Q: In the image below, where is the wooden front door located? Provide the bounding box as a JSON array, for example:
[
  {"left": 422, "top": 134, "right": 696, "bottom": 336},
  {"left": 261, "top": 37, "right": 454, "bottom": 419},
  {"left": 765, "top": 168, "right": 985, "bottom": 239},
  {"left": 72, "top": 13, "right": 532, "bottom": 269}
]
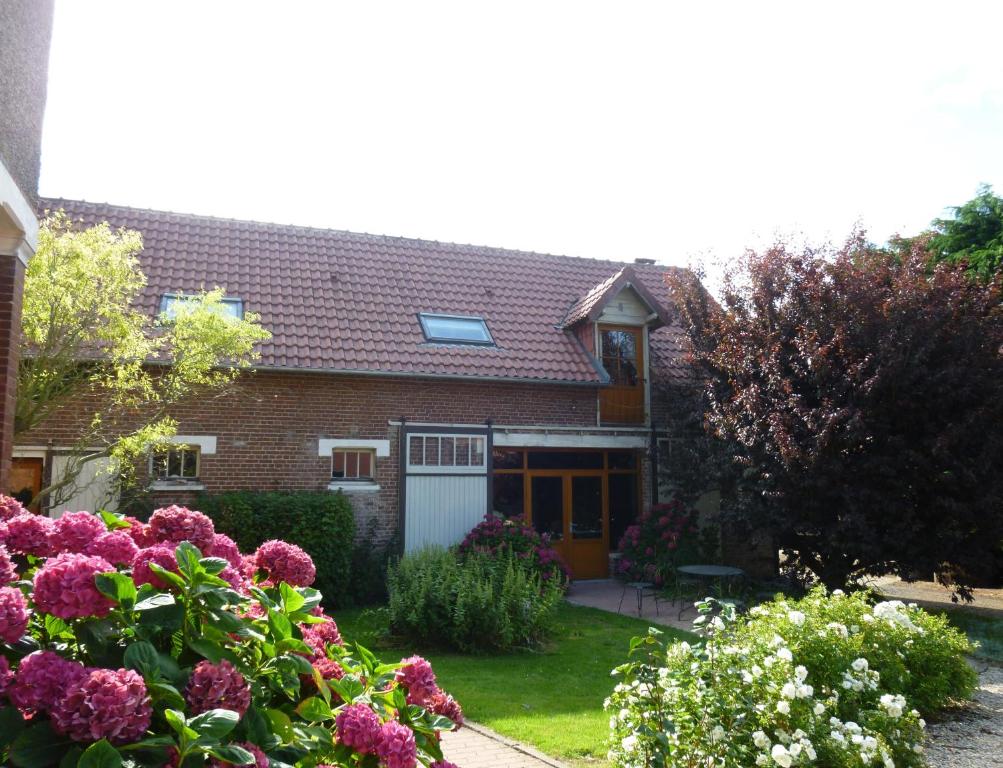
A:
[
  {"left": 599, "top": 325, "right": 645, "bottom": 424},
  {"left": 528, "top": 471, "right": 609, "bottom": 579},
  {"left": 10, "top": 457, "right": 43, "bottom": 513}
]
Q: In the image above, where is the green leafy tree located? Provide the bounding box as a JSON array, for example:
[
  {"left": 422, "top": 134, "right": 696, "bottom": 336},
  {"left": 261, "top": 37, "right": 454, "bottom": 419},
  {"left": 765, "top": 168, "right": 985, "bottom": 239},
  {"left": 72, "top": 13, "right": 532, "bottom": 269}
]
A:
[
  {"left": 666, "top": 232, "right": 1003, "bottom": 598},
  {"left": 927, "top": 183, "right": 1003, "bottom": 279},
  {"left": 17, "top": 212, "right": 271, "bottom": 506}
]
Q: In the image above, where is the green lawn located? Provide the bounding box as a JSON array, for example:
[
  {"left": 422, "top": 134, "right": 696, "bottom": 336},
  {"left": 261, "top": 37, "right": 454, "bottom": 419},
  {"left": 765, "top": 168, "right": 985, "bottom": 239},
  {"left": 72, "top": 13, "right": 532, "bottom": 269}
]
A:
[
  {"left": 941, "top": 608, "right": 1003, "bottom": 663},
  {"left": 335, "top": 601, "right": 693, "bottom": 765}
]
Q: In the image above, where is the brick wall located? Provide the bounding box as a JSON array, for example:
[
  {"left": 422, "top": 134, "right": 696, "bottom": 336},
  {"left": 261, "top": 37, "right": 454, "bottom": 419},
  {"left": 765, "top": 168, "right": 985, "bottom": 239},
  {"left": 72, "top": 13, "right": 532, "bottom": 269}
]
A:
[
  {"left": 0, "top": 256, "right": 25, "bottom": 489},
  {"left": 18, "top": 369, "right": 616, "bottom": 542}
]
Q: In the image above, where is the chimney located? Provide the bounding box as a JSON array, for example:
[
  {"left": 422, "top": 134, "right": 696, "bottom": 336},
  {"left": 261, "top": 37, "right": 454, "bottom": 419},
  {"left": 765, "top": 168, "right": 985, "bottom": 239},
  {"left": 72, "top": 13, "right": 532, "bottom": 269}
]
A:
[{"left": 634, "top": 258, "right": 656, "bottom": 265}]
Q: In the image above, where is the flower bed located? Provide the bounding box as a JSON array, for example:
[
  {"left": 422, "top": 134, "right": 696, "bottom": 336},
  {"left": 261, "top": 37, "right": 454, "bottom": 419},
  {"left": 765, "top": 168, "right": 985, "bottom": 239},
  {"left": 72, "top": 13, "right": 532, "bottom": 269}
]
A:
[
  {"left": 0, "top": 496, "right": 462, "bottom": 768},
  {"left": 606, "top": 587, "right": 976, "bottom": 767},
  {"left": 456, "top": 514, "right": 570, "bottom": 586}
]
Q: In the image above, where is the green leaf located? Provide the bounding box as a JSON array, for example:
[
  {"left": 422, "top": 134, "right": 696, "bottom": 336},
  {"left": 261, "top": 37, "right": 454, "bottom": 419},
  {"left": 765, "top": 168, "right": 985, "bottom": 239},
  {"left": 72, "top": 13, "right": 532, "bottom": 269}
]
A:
[
  {"left": 207, "top": 745, "right": 256, "bottom": 766},
  {"left": 9, "top": 721, "right": 76, "bottom": 768},
  {"left": 43, "top": 615, "right": 73, "bottom": 639},
  {"left": 267, "top": 608, "right": 292, "bottom": 641},
  {"left": 187, "top": 638, "right": 240, "bottom": 665},
  {"left": 199, "top": 556, "right": 230, "bottom": 575},
  {"left": 147, "top": 563, "right": 186, "bottom": 590},
  {"left": 147, "top": 681, "right": 186, "bottom": 710},
  {"left": 188, "top": 708, "right": 240, "bottom": 740},
  {"left": 295, "top": 696, "right": 333, "bottom": 722},
  {"left": 77, "top": 740, "right": 122, "bottom": 768},
  {"left": 279, "top": 582, "right": 305, "bottom": 614},
  {"left": 265, "top": 708, "right": 294, "bottom": 741},
  {"left": 208, "top": 609, "right": 246, "bottom": 633},
  {"left": 123, "top": 641, "right": 161, "bottom": 675},
  {"left": 98, "top": 509, "right": 131, "bottom": 530},
  {"left": 95, "top": 572, "right": 138, "bottom": 606},
  {"left": 174, "top": 541, "right": 203, "bottom": 578},
  {"left": 118, "top": 735, "right": 178, "bottom": 751},
  {"left": 164, "top": 709, "right": 198, "bottom": 741},
  {"left": 0, "top": 706, "right": 26, "bottom": 749},
  {"left": 57, "top": 747, "right": 83, "bottom": 768},
  {"left": 275, "top": 637, "right": 313, "bottom": 656}
]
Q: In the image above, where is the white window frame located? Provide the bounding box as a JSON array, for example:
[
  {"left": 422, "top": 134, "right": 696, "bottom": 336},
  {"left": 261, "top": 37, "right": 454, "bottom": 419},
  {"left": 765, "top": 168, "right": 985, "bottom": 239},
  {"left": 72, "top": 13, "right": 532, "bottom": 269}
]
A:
[
  {"left": 149, "top": 446, "right": 201, "bottom": 482},
  {"left": 320, "top": 439, "right": 386, "bottom": 493},
  {"left": 330, "top": 448, "right": 377, "bottom": 482},
  {"left": 406, "top": 433, "right": 487, "bottom": 474}
]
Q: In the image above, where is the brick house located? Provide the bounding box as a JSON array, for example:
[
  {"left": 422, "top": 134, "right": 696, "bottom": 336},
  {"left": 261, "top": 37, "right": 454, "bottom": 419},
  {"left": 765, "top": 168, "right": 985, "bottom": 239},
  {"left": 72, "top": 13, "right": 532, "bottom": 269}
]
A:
[{"left": 18, "top": 198, "right": 699, "bottom": 579}]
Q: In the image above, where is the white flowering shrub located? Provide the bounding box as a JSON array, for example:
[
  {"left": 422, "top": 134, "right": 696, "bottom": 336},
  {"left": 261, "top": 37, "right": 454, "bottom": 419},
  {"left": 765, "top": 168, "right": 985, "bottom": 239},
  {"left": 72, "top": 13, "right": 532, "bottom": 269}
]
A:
[{"left": 606, "top": 588, "right": 976, "bottom": 768}]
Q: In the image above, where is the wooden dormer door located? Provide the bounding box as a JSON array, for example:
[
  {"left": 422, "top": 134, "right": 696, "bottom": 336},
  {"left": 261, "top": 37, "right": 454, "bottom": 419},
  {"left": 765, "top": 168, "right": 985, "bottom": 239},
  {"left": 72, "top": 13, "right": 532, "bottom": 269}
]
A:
[{"left": 599, "top": 325, "right": 645, "bottom": 424}]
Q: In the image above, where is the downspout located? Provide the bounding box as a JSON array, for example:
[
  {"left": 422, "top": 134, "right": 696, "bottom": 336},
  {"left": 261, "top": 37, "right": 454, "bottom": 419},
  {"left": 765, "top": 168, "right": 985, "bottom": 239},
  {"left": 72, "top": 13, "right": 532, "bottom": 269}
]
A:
[
  {"left": 485, "top": 418, "right": 494, "bottom": 517},
  {"left": 396, "top": 416, "right": 407, "bottom": 556},
  {"left": 649, "top": 424, "right": 660, "bottom": 505}
]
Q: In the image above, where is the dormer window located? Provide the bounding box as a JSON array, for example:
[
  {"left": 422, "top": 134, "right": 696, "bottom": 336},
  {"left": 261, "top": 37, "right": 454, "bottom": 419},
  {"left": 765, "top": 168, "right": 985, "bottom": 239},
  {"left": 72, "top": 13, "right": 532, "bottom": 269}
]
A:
[
  {"left": 160, "top": 293, "right": 244, "bottom": 321},
  {"left": 418, "top": 313, "right": 494, "bottom": 345}
]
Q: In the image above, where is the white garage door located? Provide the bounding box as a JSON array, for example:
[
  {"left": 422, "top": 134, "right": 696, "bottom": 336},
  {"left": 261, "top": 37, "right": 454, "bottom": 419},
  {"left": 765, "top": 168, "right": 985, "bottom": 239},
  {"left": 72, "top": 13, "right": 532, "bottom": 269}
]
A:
[
  {"left": 403, "top": 431, "right": 488, "bottom": 553},
  {"left": 48, "top": 454, "right": 119, "bottom": 517}
]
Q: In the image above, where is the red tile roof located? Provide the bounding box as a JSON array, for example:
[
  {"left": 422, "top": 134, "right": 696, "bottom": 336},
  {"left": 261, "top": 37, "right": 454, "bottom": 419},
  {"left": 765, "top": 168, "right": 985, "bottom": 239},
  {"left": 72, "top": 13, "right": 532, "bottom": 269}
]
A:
[{"left": 41, "top": 198, "right": 694, "bottom": 385}]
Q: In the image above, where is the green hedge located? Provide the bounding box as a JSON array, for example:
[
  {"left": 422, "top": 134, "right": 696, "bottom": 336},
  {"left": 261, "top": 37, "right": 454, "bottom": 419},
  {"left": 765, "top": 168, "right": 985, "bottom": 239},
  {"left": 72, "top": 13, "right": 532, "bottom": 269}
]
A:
[{"left": 196, "top": 490, "right": 355, "bottom": 607}]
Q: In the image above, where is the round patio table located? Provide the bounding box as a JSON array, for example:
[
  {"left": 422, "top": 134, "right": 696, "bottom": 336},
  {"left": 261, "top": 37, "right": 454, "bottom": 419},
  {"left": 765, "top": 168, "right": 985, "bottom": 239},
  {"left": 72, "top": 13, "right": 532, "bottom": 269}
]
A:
[{"left": 674, "top": 564, "right": 746, "bottom": 618}]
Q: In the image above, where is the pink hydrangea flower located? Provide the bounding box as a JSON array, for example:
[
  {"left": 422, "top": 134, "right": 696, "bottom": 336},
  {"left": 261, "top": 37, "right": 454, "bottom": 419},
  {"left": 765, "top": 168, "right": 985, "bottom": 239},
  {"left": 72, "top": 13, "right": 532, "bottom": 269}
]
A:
[
  {"left": 148, "top": 505, "right": 215, "bottom": 553},
  {"left": 10, "top": 651, "right": 89, "bottom": 714},
  {"left": 313, "top": 657, "right": 345, "bottom": 682},
  {"left": 0, "top": 494, "right": 26, "bottom": 521},
  {"left": 395, "top": 656, "right": 437, "bottom": 704},
  {"left": 4, "top": 513, "right": 55, "bottom": 557},
  {"left": 0, "top": 656, "right": 12, "bottom": 698},
  {"left": 254, "top": 540, "right": 316, "bottom": 587},
  {"left": 374, "top": 720, "right": 418, "bottom": 768},
  {"left": 0, "top": 544, "right": 17, "bottom": 584},
  {"left": 132, "top": 545, "right": 179, "bottom": 589},
  {"left": 33, "top": 553, "right": 115, "bottom": 619},
  {"left": 122, "top": 516, "right": 156, "bottom": 548},
  {"left": 219, "top": 565, "right": 249, "bottom": 593},
  {"left": 302, "top": 615, "right": 343, "bottom": 655},
  {"left": 0, "top": 585, "right": 29, "bottom": 643},
  {"left": 427, "top": 689, "right": 464, "bottom": 728},
  {"left": 210, "top": 533, "right": 243, "bottom": 568},
  {"left": 209, "top": 743, "right": 267, "bottom": 768},
  {"left": 52, "top": 667, "right": 152, "bottom": 744},
  {"left": 85, "top": 530, "right": 140, "bottom": 566},
  {"left": 184, "top": 660, "right": 251, "bottom": 716},
  {"left": 335, "top": 703, "right": 382, "bottom": 753},
  {"left": 50, "top": 511, "right": 106, "bottom": 554}
]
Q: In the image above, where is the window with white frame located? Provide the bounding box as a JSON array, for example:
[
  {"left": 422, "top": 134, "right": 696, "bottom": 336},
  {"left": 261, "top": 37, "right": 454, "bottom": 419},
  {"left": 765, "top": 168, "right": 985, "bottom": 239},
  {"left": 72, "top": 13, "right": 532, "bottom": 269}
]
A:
[
  {"left": 331, "top": 449, "right": 376, "bottom": 481},
  {"left": 151, "top": 447, "right": 200, "bottom": 481},
  {"left": 407, "top": 434, "right": 486, "bottom": 472}
]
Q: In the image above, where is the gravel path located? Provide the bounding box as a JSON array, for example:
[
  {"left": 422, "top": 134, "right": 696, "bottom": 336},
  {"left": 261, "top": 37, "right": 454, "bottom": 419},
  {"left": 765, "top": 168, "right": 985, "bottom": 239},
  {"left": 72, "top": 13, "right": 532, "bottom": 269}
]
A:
[{"left": 925, "top": 663, "right": 1003, "bottom": 767}]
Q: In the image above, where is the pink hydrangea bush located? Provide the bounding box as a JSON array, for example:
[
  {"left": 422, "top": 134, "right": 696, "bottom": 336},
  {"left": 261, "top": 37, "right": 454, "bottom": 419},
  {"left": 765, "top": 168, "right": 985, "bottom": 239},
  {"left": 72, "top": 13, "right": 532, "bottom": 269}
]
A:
[
  {"left": 616, "top": 499, "right": 701, "bottom": 584},
  {"left": 0, "top": 506, "right": 462, "bottom": 768},
  {"left": 457, "top": 513, "right": 571, "bottom": 585}
]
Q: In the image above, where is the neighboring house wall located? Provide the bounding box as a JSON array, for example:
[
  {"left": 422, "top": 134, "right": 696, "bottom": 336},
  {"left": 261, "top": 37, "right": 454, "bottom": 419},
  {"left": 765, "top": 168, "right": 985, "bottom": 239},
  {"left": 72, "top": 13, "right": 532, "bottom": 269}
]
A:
[
  {"left": 0, "top": 0, "right": 55, "bottom": 489},
  {"left": 0, "top": 0, "right": 55, "bottom": 206}
]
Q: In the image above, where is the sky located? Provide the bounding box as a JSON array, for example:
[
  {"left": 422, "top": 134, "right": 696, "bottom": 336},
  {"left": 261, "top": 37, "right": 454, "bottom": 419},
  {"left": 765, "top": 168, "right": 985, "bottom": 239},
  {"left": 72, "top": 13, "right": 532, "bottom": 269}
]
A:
[{"left": 39, "top": 1, "right": 1003, "bottom": 278}]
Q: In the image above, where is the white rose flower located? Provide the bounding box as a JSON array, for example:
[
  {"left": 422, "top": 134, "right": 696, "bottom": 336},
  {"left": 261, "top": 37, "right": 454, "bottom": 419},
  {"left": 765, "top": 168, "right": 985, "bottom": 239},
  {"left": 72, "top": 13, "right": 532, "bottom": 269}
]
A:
[
  {"left": 788, "top": 610, "right": 806, "bottom": 626},
  {"left": 794, "top": 665, "right": 808, "bottom": 682},
  {"left": 777, "top": 700, "right": 791, "bottom": 715},
  {"left": 753, "top": 730, "right": 771, "bottom": 749},
  {"left": 851, "top": 658, "right": 869, "bottom": 672},
  {"left": 771, "top": 744, "right": 793, "bottom": 768},
  {"left": 777, "top": 648, "right": 793, "bottom": 662},
  {"left": 813, "top": 702, "right": 825, "bottom": 715},
  {"left": 711, "top": 725, "right": 726, "bottom": 742},
  {"left": 781, "top": 682, "right": 797, "bottom": 700}
]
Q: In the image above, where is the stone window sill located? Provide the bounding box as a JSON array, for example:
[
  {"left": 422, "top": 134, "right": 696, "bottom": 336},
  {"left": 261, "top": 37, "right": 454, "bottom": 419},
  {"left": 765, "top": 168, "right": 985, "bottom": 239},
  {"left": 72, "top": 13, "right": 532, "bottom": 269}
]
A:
[
  {"left": 149, "top": 481, "right": 206, "bottom": 492},
  {"left": 327, "top": 482, "right": 381, "bottom": 494}
]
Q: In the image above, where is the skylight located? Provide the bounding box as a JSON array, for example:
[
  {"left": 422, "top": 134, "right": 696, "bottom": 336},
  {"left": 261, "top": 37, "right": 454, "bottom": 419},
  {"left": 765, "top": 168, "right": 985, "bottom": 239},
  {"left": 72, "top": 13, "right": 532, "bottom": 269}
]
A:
[
  {"left": 160, "top": 293, "right": 244, "bottom": 321},
  {"left": 418, "top": 313, "right": 494, "bottom": 345}
]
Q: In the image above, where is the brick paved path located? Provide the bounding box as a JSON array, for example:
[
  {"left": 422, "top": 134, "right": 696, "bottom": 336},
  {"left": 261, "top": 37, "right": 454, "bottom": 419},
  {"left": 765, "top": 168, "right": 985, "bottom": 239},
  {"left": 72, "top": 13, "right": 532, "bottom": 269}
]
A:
[{"left": 441, "top": 723, "right": 568, "bottom": 768}]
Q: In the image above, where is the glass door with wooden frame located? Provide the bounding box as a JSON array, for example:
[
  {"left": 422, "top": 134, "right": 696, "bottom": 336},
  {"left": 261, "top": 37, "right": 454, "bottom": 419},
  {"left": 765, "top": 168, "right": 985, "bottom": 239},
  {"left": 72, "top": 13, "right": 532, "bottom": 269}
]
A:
[{"left": 599, "top": 324, "right": 645, "bottom": 424}]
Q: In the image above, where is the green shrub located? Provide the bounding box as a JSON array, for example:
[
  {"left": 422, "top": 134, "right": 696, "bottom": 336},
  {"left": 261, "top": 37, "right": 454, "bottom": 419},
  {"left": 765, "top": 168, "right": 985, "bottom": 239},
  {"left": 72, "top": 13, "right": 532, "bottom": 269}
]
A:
[
  {"left": 387, "top": 547, "right": 564, "bottom": 652},
  {"left": 607, "top": 587, "right": 976, "bottom": 768},
  {"left": 197, "top": 490, "right": 354, "bottom": 607}
]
